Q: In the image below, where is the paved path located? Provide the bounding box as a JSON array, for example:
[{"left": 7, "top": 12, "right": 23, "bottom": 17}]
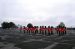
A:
[
  {"left": 44, "top": 42, "right": 58, "bottom": 49},
  {"left": 44, "top": 36, "right": 64, "bottom": 49}
]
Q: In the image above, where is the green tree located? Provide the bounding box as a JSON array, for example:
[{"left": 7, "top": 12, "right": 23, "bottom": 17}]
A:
[
  {"left": 1, "top": 22, "right": 9, "bottom": 29},
  {"left": 9, "top": 22, "right": 16, "bottom": 28},
  {"left": 27, "top": 23, "right": 33, "bottom": 28},
  {"left": 1, "top": 22, "right": 17, "bottom": 29}
]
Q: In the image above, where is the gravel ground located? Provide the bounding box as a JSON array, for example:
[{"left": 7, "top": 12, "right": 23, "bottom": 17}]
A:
[{"left": 0, "top": 29, "right": 75, "bottom": 49}]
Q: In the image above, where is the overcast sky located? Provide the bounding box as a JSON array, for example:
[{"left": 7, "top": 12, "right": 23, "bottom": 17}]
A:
[{"left": 0, "top": 0, "right": 75, "bottom": 27}]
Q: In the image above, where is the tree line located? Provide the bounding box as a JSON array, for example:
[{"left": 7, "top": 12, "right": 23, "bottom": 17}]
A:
[
  {"left": 1, "top": 22, "right": 17, "bottom": 29},
  {"left": 1, "top": 22, "right": 66, "bottom": 29}
]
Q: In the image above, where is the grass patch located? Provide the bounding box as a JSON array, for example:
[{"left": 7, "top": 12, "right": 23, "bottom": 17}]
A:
[{"left": 15, "top": 41, "right": 53, "bottom": 49}]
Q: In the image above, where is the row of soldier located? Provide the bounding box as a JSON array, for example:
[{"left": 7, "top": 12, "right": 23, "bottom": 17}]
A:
[{"left": 19, "top": 26, "right": 67, "bottom": 36}]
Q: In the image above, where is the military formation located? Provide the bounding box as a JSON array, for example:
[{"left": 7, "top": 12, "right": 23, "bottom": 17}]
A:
[{"left": 19, "top": 22, "right": 67, "bottom": 36}]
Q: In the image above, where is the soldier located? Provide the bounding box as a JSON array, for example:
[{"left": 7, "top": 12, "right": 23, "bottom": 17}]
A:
[
  {"left": 44, "top": 26, "right": 47, "bottom": 35},
  {"left": 51, "top": 26, "right": 54, "bottom": 35},
  {"left": 41, "top": 26, "right": 44, "bottom": 35},
  {"left": 39, "top": 26, "right": 42, "bottom": 34},
  {"left": 34, "top": 26, "right": 38, "bottom": 34},
  {"left": 23, "top": 26, "right": 26, "bottom": 34},
  {"left": 48, "top": 26, "right": 51, "bottom": 36},
  {"left": 36, "top": 26, "right": 39, "bottom": 34}
]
